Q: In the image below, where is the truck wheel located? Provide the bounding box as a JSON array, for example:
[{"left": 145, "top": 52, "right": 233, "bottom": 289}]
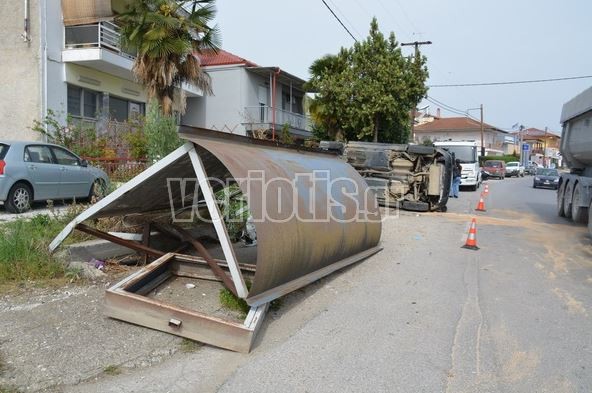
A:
[
  {"left": 563, "top": 182, "right": 573, "bottom": 219},
  {"left": 571, "top": 183, "right": 589, "bottom": 224},
  {"left": 557, "top": 183, "right": 565, "bottom": 217},
  {"left": 588, "top": 201, "right": 592, "bottom": 238}
]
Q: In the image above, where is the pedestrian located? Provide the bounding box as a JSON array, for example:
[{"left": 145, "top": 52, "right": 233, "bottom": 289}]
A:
[{"left": 451, "top": 158, "right": 462, "bottom": 198}]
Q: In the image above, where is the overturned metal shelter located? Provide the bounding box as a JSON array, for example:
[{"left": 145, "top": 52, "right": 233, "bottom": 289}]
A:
[{"left": 50, "top": 127, "right": 382, "bottom": 352}]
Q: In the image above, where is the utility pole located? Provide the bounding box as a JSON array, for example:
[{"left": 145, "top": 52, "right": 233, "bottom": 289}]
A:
[
  {"left": 543, "top": 126, "right": 548, "bottom": 168},
  {"left": 519, "top": 125, "right": 524, "bottom": 166},
  {"left": 401, "top": 41, "right": 432, "bottom": 143},
  {"left": 480, "top": 104, "right": 485, "bottom": 157}
]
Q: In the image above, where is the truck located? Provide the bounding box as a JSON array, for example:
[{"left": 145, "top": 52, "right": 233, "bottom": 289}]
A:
[
  {"left": 557, "top": 86, "right": 592, "bottom": 235},
  {"left": 433, "top": 141, "right": 482, "bottom": 191},
  {"left": 320, "top": 141, "right": 453, "bottom": 212}
]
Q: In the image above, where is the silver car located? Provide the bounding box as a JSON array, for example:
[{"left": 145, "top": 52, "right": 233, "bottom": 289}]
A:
[{"left": 0, "top": 141, "right": 109, "bottom": 213}]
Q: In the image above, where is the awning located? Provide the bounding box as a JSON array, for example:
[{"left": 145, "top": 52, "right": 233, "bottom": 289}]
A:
[{"left": 61, "top": 0, "right": 114, "bottom": 26}]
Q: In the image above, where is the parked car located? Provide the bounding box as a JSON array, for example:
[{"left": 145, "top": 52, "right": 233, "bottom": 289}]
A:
[
  {"left": 505, "top": 161, "right": 525, "bottom": 177},
  {"left": 0, "top": 141, "right": 109, "bottom": 213},
  {"left": 532, "top": 168, "right": 560, "bottom": 189},
  {"left": 482, "top": 160, "right": 506, "bottom": 179}
]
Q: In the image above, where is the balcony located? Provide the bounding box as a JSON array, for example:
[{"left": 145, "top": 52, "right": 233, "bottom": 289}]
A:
[
  {"left": 243, "top": 106, "right": 312, "bottom": 137},
  {"left": 63, "top": 21, "right": 135, "bottom": 80}
]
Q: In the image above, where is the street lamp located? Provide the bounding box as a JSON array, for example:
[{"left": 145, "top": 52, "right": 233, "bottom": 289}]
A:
[{"left": 467, "top": 105, "right": 485, "bottom": 157}]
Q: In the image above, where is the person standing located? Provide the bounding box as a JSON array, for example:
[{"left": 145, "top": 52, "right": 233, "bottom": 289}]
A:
[{"left": 451, "top": 159, "right": 462, "bottom": 198}]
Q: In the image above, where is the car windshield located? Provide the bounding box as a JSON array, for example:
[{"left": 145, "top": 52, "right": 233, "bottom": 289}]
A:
[
  {"left": 440, "top": 146, "right": 477, "bottom": 163},
  {"left": 484, "top": 161, "right": 503, "bottom": 168},
  {"left": 536, "top": 168, "right": 558, "bottom": 176},
  {"left": 0, "top": 143, "right": 8, "bottom": 160},
  {"left": 507, "top": 162, "right": 518, "bottom": 167}
]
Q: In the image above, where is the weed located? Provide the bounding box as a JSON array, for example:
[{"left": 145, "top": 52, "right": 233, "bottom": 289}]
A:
[
  {"left": 0, "top": 386, "right": 22, "bottom": 393},
  {"left": 103, "top": 365, "right": 121, "bottom": 376},
  {"left": 179, "top": 338, "right": 203, "bottom": 353},
  {"left": 219, "top": 288, "right": 250, "bottom": 317}
]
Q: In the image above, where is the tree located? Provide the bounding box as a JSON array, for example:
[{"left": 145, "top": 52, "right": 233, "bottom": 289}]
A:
[
  {"left": 306, "top": 18, "right": 428, "bottom": 143},
  {"left": 117, "top": 0, "right": 220, "bottom": 115}
]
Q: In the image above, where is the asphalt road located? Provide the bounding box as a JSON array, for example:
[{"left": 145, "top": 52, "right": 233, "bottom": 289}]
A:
[
  {"left": 0, "top": 175, "right": 587, "bottom": 392},
  {"left": 57, "top": 175, "right": 591, "bottom": 393}
]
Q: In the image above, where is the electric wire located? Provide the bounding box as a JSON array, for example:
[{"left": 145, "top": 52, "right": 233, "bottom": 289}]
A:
[
  {"left": 429, "top": 75, "right": 592, "bottom": 88},
  {"left": 320, "top": 0, "right": 358, "bottom": 42}
]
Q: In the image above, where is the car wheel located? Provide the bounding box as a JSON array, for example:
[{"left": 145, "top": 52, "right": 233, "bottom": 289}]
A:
[
  {"left": 533, "top": 184, "right": 537, "bottom": 188},
  {"left": 563, "top": 182, "right": 573, "bottom": 219},
  {"left": 6, "top": 182, "right": 33, "bottom": 214},
  {"left": 88, "top": 179, "right": 106, "bottom": 203},
  {"left": 557, "top": 182, "right": 565, "bottom": 217},
  {"left": 572, "top": 183, "right": 589, "bottom": 224}
]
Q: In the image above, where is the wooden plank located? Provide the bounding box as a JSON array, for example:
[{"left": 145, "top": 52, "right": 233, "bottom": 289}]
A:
[
  {"left": 141, "top": 223, "right": 152, "bottom": 265},
  {"left": 188, "top": 146, "right": 249, "bottom": 298}
]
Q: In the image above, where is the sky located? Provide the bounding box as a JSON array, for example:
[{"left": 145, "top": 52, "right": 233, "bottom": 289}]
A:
[{"left": 212, "top": 0, "right": 592, "bottom": 135}]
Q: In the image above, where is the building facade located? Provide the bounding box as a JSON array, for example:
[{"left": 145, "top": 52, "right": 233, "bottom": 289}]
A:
[
  {"left": 511, "top": 127, "right": 562, "bottom": 167},
  {"left": 182, "top": 49, "right": 311, "bottom": 141},
  {"left": 0, "top": 0, "right": 200, "bottom": 142},
  {"left": 414, "top": 116, "right": 516, "bottom": 156}
]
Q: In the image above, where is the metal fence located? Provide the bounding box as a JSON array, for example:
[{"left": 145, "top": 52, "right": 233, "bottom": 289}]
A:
[
  {"left": 64, "top": 21, "right": 135, "bottom": 60},
  {"left": 84, "top": 157, "right": 149, "bottom": 183},
  {"left": 243, "top": 106, "right": 312, "bottom": 132}
]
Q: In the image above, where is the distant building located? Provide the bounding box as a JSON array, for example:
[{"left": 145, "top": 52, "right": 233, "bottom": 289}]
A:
[
  {"left": 183, "top": 49, "right": 312, "bottom": 141},
  {"left": 414, "top": 116, "right": 516, "bottom": 156},
  {"left": 511, "top": 127, "right": 561, "bottom": 167}
]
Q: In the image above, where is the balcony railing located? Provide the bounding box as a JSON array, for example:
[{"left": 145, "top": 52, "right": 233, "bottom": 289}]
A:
[
  {"left": 243, "top": 106, "right": 312, "bottom": 132},
  {"left": 64, "top": 21, "right": 135, "bottom": 60}
]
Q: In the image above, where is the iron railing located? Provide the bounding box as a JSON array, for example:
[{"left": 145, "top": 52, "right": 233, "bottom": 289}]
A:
[
  {"left": 64, "top": 21, "right": 135, "bottom": 60},
  {"left": 243, "top": 106, "right": 312, "bottom": 132}
]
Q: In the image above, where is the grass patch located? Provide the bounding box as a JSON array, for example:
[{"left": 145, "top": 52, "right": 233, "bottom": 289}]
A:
[
  {"left": 219, "top": 288, "right": 250, "bottom": 316},
  {"left": 0, "top": 214, "right": 67, "bottom": 283},
  {"left": 219, "top": 282, "right": 282, "bottom": 318},
  {"left": 0, "top": 201, "right": 129, "bottom": 289},
  {"left": 179, "top": 338, "right": 203, "bottom": 353},
  {"left": 0, "top": 387, "right": 22, "bottom": 393},
  {"left": 103, "top": 365, "right": 121, "bottom": 376}
]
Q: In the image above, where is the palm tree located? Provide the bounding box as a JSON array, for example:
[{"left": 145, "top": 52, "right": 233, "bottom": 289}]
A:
[{"left": 117, "top": 0, "right": 220, "bottom": 115}]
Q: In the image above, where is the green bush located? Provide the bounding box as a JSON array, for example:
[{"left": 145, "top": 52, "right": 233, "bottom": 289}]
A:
[
  {"left": 479, "top": 154, "right": 520, "bottom": 165},
  {"left": 143, "top": 101, "right": 182, "bottom": 162}
]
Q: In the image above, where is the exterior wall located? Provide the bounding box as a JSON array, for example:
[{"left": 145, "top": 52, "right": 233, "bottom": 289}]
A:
[
  {"left": 415, "top": 129, "right": 511, "bottom": 155},
  {"left": 182, "top": 66, "right": 247, "bottom": 135},
  {"left": 0, "top": 0, "right": 42, "bottom": 141}
]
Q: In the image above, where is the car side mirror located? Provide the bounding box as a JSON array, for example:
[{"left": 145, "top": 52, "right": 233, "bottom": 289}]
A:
[{"left": 80, "top": 159, "right": 88, "bottom": 167}]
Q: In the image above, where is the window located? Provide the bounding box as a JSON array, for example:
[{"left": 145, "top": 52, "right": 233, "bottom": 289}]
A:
[
  {"left": 110, "top": 96, "right": 145, "bottom": 122},
  {"left": 67, "top": 84, "right": 102, "bottom": 119},
  {"left": 51, "top": 147, "right": 80, "bottom": 166},
  {"left": 24, "top": 145, "right": 54, "bottom": 164},
  {"left": 0, "top": 143, "right": 9, "bottom": 160}
]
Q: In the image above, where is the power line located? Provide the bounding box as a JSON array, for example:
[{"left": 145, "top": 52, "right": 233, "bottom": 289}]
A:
[
  {"left": 326, "top": 0, "right": 363, "bottom": 40},
  {"left": 320, "top": 0, "right": 358, "bottom": 42},
  {"left": 425, "top": 95, "right": 479, "bottom": 121},
  {"left": 429, "top": 75, "right": 592, "bottom": 88}
]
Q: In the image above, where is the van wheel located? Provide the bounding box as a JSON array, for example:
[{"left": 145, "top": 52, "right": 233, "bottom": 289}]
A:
[
  {"left": 572, "top": 183, "right": 588, "bottom": 224},
  {"left": 6, "top": 182, "right": 33, "bottom": 213}
]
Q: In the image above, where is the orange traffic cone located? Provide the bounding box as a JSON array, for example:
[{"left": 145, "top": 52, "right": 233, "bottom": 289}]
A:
[
  {"left": 462, "top": 218, "right": 480, "bottom": 250},
  {"left": 475, "top": 195, "right": 487, "bottom": 212},
  {"left": 484, "top": 184, "right": 489, "bottom": 195}
]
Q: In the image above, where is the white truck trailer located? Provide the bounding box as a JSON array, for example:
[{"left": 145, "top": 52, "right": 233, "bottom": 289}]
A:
[{"left": 557, "top": 86, "right": 592, "bottom": 235}]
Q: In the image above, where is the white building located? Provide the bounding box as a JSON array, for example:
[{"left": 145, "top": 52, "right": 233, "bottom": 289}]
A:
[{"left": 182, "top": 49, "right": 312, "bottom": 141}]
